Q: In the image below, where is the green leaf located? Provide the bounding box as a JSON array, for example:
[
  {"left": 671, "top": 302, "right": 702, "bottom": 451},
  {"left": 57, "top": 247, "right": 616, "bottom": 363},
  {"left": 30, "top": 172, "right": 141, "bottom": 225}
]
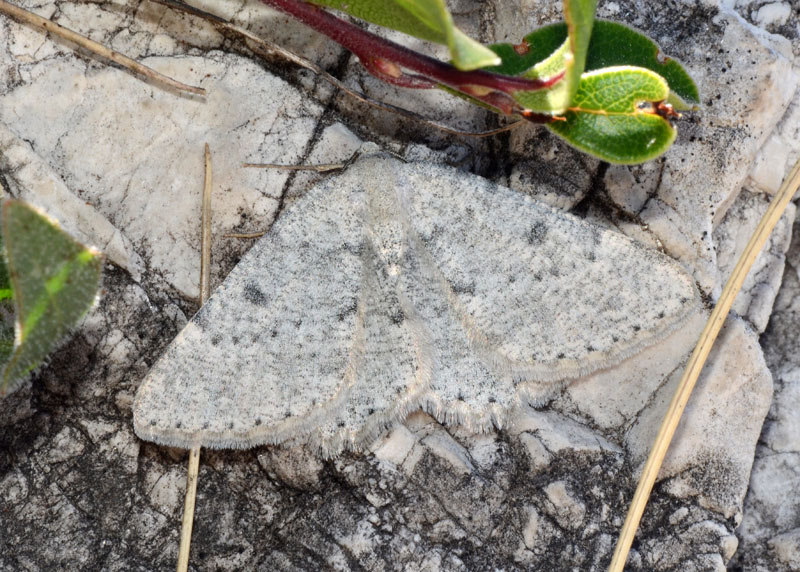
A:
[
  {"left": 0, "top": 200, "right": 103, "bottom": 396},
  {"left": 0, "top": 229, "right": 13, "bottom": 367},
  {"left": 582, "top": 21, "right": 699, "bottom": 109},
  {"left": 489, "top": 20, "right": 699, "bottom": 110},
  {"left": 309, "top": 0, "right": 500, "bottom": 70},
  {"left": 547, "top": 66, "right": 677, "bottom": 164},
  {"left": 482, "top": 0, "right": 596, "bottom": 113}
]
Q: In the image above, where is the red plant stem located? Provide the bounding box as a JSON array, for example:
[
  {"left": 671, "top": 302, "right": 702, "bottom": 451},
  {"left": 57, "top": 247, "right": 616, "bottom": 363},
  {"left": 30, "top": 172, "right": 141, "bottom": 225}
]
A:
[{"left": 261, "top": 0, "right": 562, "bottom": 98}]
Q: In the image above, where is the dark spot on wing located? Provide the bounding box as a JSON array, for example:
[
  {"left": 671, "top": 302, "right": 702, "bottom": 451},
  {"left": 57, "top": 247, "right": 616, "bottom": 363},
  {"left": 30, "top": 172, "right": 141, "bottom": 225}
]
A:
[
  {"left": 343, "top": 240, "right": 364, "bottom": 256},
  {"left": 338, "top": 298, "right": 358, "bottom": 321},
  {"left": 448, "top": 278, "right": 476, "bottom": 296},
  {"left": 526, "top": 221, "right": 549, "bottom": 246},
  {"left": 632, "top": 325, "right": 641, "bottom": 332},
  {"left": 557, "top": 353, "right": 566, "bottom": 359},
  {"left": 243, "top": 283, "right": 268, "bottom": 306},
  {"left": 211, "top": 335, "right": 222, "bottom": 346},
  {"left": 390, "top": 309, "right": 405, "bottom": 324},
  {"left": 255, "top": 418, "right": 262, "bottom": 426},
  {"left": 193, "top": 311, "right": 209, "bottom": 330}
]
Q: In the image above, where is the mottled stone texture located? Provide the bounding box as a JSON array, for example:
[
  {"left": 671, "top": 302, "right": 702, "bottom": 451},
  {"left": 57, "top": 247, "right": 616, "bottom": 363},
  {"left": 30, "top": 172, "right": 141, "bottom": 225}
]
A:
[{"left": 0, "top": 0, "right": 797, "bottom": 570}]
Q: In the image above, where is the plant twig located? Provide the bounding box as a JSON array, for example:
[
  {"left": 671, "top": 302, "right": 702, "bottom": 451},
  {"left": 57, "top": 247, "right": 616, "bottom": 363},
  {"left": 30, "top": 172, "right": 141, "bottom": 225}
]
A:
[
  {"left": 176, "top": 144, "right": 213, "bottom": 572},
  {"left": 261, "top": 0, "right": 563, "bottom": 115},
  {"left": 608, "top": 156, "right": 800, "bottom": 572},
  {"left": 149, "top": 0, "right": 524, "bottom": 137},
  {"left": 0, "top": 0, "right": 205, "bottom": 96}
]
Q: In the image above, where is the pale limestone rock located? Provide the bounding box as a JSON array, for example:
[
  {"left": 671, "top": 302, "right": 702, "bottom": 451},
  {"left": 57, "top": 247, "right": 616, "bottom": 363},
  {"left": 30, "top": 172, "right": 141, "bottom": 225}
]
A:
[
  {"left": 556, "top": 311, "right": 707, "bottom": 431},
  {"left": 505, "top": 6, "right": 799, "bottom": 298},
  {"left": 747, "top": 97, "right": 800, "bottom": 195},
  {"left": 0, "top": 124, "right": 144, "bottom": 280},
  {"left": 542, "top": 481, "right": 586, "bottom": 530},
  {"left": 754, "top": 2, "right": 793, "bottom": 27},
  {"left": 145, "top": 466, "right": 185, "bottom": 514},
  {"left": 604, "top": 160, "right": 661, "bottom": 216},
  {"left": 507, "top": 123, "right": 598, "bottom": 210},
  {"left": 735, "top": 225, "right": 800, "bottom": 570},
  {"left": 517, "top": 432, "right": 552, "bottom": 472},
  {"left": 257, "top": 447, "right": 325, "bottom": 490},
  {"left": 371, "top": 425, "right": 418, "bottom": 466},
  {"left": 511, "top": 407, "right": 621, "bottom": 454},
  {"left": 713, "top": 188, "right": 796, "bottom": 332},
  {"left": 626, "top": 316, "right": 773, "bottom": 519},
  {"left": 769, "top": 528, "right": 800, "bottom": 569},
  {"left": 0, "top": 50, "right": 322, "bottom": 299},
  {"left": 420, "top": 432, "right": 475, "bottom": 475},
  {"left": 639, "top": 9, "right": 796, "bottom": 296},
  {"left": 762, "top": 366, "right": 800, "bottom": 452}
]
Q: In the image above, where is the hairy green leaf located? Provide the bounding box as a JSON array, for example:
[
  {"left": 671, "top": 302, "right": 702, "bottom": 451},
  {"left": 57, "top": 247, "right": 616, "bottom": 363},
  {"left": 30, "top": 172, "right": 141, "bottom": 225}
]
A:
[
  {"left": 309, "top": 0, "right": 500, "bottom": 70},
  {"left": 490, "top": 20, "right": 699, "bottom": 109},
  {"left": 482, "top": 0, "right": 596, "bottom": 113},
  {"left": 0, "top": 200, "right": 103, "bottom": 396},
  {"left": 0, "top": 229, "right": 13, "bottom": 367},
  {"left": 547, "top": 66, "right": 677, "bottom": 164}
]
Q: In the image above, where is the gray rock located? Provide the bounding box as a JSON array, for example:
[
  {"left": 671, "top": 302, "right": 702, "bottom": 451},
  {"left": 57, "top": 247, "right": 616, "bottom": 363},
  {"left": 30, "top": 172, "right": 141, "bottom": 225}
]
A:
[{"left": 734, "top": 216, "right": 800, "bottom": 571}]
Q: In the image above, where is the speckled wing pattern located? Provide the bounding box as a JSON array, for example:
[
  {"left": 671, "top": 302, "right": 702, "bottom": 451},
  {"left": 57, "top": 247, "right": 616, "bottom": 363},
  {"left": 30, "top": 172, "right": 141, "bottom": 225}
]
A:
[{"left": 133, "top": 152, "right": 700, "bottom": 455}]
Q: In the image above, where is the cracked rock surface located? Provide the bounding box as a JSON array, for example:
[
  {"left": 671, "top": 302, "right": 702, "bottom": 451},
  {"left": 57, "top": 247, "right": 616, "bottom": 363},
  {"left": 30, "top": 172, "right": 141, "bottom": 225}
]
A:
[{"left": 0, "top": 0, "right": 797, "bottom": 570}]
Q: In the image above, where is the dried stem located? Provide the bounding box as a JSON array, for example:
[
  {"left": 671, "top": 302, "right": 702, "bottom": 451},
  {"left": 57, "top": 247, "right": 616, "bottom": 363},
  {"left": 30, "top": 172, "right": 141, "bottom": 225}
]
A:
[
  {"left": 176, "top": 447, "right": 200, "bottom": 572},
  {"left": 242, "top": 162, "right": 345, "bottom": 172},
  {"left": 176, "top": 145, "right": 214, "bottom": 572},
  {"left": 223, "top": 231, "right": 266, "bottom": 239},
  {"left": 150, "top": 0, "right": 523, "bottom": 138},
  {"left": 199, "top": 144, "right": 213, "bottom": 302},
  {"left": 608, "top": 156, "right": 800, "bottom": 572},
  {"left": 0, "top": 0, "right": 205, "bottom": 96}
]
